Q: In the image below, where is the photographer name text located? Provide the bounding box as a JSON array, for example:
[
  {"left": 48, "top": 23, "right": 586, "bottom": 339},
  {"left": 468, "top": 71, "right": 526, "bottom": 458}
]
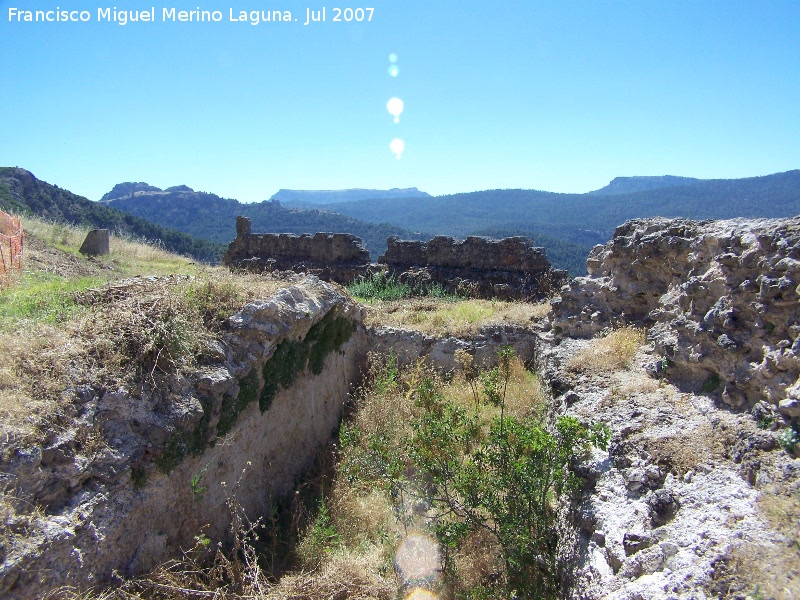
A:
[{"left": 7, "top": 6, "right": 374, "bottom": 26}]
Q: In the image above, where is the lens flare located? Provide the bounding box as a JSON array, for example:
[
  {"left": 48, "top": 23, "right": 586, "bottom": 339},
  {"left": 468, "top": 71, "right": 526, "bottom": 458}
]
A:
[
  {"left": 388, "top": 64, "right": 399, "bottom": 77},
  {"left": 390, "top": 138, "right": 405, "bottom": 159},
  {"left": 386, "top": 97, "right": 404, "bottom": 123},
  {"left": 395, "top": 533, "right": 440, "bottom": 587},
  {"left": 389, "top": 52, "right": 398, "bottom": 63},
  {"left": 405, "top": 589, "right": 438, "bottom": 600}
]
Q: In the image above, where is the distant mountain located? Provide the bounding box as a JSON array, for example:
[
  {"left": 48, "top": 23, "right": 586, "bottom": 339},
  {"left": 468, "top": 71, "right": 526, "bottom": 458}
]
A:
[
  {"left": 102, "top": 185, "right": 427, "bottom": 260},
  {"left": 322, "top": 170, "right": 800, "bottom": 250},
  {"left": 270, "top": 187, "right": 430, "bottom": 206},
  {"left": 0, "top": 168, "right": 225, "bottom": 262},
  {"left": 101, "top": 181, "right": 163, "bottom": 201},
  {"left": 589, "top": 175, "right": 701, "bottom": 196}
]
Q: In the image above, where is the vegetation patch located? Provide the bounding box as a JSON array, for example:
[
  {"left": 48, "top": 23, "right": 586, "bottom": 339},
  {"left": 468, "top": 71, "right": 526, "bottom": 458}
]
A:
[
  {"left": 348, "top": 271, "right": 456, "bottom": 301},
  {"left": 334, "top": 349, "right": 608, "bottom": 599},
  {"left": 701, "top": 372, "right": 722, "bottom": 394},
  {"left": 567, "top": 326, "right": 646, "bottom": 373},
  {"left": 0, "top": 217, "right": 285, "bottom": 450},
  {"left": 218, "top": 370, "right": 260, "bottom": 437},
  {"left": 260, "top": 311, "right": 355, "bottom": 412},
  {"left": 362, "top": 297, "right": 550, "bottom": 337}
]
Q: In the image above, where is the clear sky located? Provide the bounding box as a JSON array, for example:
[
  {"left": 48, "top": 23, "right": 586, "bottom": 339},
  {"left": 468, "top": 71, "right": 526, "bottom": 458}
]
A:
[{"left": 1, "top": 0, "right": 798, "bottom": 202}]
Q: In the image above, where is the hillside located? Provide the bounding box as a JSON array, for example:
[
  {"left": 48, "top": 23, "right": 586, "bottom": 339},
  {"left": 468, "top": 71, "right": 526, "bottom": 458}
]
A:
[
  {"left": 588, "top": 175, "right": 700, "bottom": 196},
  {"left": 0, "top": 168, "right": 225, "bottom": 262},
  {"left": 269, "top": 187, "right": 430, "bottom": 206},
  {"left": 322, "top": 170, "right": 800, "bottom": 247},
  {"left": 102, "top": 185, "right": 428, "bottom": 260},
  {"left": 103, "top": 184, "right": 591, "bottom": 275}
]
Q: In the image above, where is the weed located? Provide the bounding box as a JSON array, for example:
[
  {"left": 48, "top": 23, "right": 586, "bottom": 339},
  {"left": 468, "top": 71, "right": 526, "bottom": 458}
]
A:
[
  {"left": 348, "top": 271, "right": 463, "bottom": 302},
  {"left": 701, "top": 372, "right": 722, "bottom": 394},
  {"left": 348, "top": 272, "right": 413, "bottom": 301},
  {"left": 778, "top": 426, "right": 800, "bottom": 454},
  {"left": 131, "top": 465, "right": 149, "bottom": 490},
  {"left": 756, "top": 415, "right": 775, "bottom": 430},
  {"left": 191, "top": 462, "right": 211, "bottom": 498},
  {"left": 374, "top": 352, "right": 400, "bottom": 395},
  {"left": 297, "top": 497, "right": 343, "bottom": 568}
]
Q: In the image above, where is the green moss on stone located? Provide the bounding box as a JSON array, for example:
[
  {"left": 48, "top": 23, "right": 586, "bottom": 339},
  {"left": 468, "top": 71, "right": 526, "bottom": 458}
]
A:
[
  {"left": 218, "top": 369, "right": 261, "bottom": 436},
  {"left": 156, "top": 311, "right": 355, "bottom": 473},
  {"left": 260, "top": 311, "right": 355, "bottom": 412}
]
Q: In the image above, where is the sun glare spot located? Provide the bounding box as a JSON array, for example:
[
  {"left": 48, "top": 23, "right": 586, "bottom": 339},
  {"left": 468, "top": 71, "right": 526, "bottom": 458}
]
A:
[
  {"left": 389, "top": 52, "right": 398, "bottom": 63},
  {"left": 405, "top": 589, "right": 438, "bottom": 600},
  {"left": 387, "top": 97, "right": 404, "bottom": 123},
  {"left": 395, "top": 533, "right": 440, "bottom": 589},
  {"left": 388, "top": 64, "right": 399, "bottom": 77},
  {"left": 390, "top": 138, "right": 405, "bottom": 159}
]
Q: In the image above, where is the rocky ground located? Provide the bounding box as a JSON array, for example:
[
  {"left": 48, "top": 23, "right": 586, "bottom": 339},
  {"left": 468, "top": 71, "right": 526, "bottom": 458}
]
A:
[
  {"left": 542, "top": 337, "right": 800, "bottom": 599},
  {"left": 546, "top": 216, "right": 800, "bottom": 599}
]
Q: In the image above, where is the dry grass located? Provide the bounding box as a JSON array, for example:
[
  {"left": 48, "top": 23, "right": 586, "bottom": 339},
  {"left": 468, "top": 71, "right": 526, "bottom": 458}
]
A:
[
  {"left": 449, "top": 527, "right": 504, "bottom": 593},
  {"left": 567, "top": 326, "right": 646, "bottom": 373},
  {"left": 646, "top": 422, "right": 727, "bottom": 477},
  {"left": 445, "top": 350, "right": 546, "bottom": 420},
  {"left": 22, "top": 217, "right": 196, "bottom": 277},
  {"left": 715, "top": 542, "right": 800, "bottom": 600},
  {"left": 362, "top": 297, "right": 550, "bottom": 337},
  {"left": 0, "top": 224, "right": 289, "bottom": 453}
]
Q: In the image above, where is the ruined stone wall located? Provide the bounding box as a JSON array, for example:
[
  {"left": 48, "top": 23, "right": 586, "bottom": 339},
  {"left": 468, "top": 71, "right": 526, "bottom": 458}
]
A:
[
  {"left": 222, "top": 218, "right": 565, "bottom": 300},
  {"left": 550, "top": 216, "right": 800, "bottom": 412},
  {"left": 380, "top": 235, "right": 566, "bottom": 300},
  {"left": 223, "top": 217, "right": 371, "bottom": 283}
]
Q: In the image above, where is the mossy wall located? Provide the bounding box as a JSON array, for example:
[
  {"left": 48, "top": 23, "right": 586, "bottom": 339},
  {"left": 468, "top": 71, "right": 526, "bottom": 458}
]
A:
[{"left": 157, "top": 310, "right": 355, "bottom": 473}]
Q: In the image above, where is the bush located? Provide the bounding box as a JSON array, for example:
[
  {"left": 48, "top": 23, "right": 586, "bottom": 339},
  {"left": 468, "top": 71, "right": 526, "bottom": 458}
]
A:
[{"left": 339, "top": 348, "right": 609, "bottom": 599}]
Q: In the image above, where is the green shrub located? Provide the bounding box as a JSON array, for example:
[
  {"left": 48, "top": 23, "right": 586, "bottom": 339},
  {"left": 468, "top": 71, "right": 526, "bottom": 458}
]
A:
[
  {"left": 339, "top": 348, "right": 609, "bottom": 599},
  {"left": 701, "top": 372, "right": 722, "bottom": 394},
  {"left": 347, "top": 271, "right": 461, "bottom": 301},
  {"left": 778, "top": 426, "right": 800, "bottom": 454},
  {"left": 347, "top": 272, "right": 411, "bottom": 301}
]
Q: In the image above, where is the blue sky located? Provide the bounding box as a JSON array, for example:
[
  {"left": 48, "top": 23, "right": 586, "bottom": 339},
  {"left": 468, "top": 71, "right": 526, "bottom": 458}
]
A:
[{"left": 1, "top": 0, "right": 798, "bottom": 202}]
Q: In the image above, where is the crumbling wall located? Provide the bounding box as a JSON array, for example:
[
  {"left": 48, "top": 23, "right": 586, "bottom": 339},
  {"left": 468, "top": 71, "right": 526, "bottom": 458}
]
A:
[
  {"left": 380, "top": 235, "right": 567, "bottom": 300},
  {"left": 222, "top": 219, "right": 565, "bottom": 300},
  {"left": 550, "top": 216, "right": 800, "bottom": 412},
  {"left": 223, "top": 217, "right": 371, "bottom": 283}
]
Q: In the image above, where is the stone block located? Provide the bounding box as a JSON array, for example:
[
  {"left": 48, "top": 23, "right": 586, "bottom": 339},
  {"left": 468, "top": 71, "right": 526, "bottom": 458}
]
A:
[{"left": 79, "top": 229, "right": 110, "bottom": 256}]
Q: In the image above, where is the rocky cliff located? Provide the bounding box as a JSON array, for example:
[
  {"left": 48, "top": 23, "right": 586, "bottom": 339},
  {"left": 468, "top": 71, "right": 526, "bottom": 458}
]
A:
[{"left": 546, "top": 216, "right": 800, "bottom": 598}]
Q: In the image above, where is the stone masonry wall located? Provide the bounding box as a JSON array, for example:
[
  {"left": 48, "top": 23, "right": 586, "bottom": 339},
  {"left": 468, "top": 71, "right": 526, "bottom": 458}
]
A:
[
  {"left": 223, "top": 218, "right": 565, "bottom": 300},
  {"left": 380, "top": 235, "right": 567, "bottom": 300},
  {"left": 0, "top": 277, "right": 366, "bottom": 599},
  {"left": 223, "top": 217, "right": 372, "bottom": 283}
]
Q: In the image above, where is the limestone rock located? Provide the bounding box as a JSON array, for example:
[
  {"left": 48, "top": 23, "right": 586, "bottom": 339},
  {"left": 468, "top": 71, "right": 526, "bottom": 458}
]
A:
[{"left": 551, "top": 217, "right": 800, "bottom": 411}]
